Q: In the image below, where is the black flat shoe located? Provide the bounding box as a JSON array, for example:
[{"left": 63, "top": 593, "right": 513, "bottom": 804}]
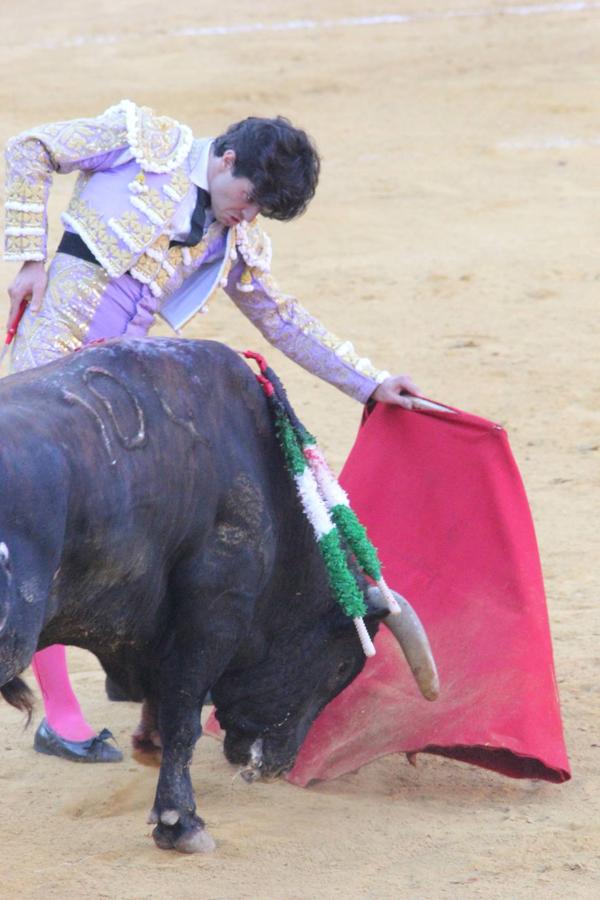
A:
[{"left": 33, "top": 718, "right": 123, "bottom": 763}]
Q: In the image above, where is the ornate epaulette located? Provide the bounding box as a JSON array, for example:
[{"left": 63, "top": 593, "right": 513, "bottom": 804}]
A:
[
  {"left": 120, "top": 99, "right": 193, "bottom": 174},
  {"left": 234, "top": 220, "right": 272, "bottom": 292}
]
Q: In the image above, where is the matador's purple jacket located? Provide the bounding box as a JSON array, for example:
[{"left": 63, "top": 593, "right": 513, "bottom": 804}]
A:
[{"left": 4, "top": 100, "right": 389, "bottom": 401}]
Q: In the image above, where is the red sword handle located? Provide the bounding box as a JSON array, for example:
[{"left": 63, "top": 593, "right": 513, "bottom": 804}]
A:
[
  {"left": 0, "top": 297, "right": 29, "bottom": 365},
  {"left": 4, "top": 297, "right": 28, "bottom": 347}
]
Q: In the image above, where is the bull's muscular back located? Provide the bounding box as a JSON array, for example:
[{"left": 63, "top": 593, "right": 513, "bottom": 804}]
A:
[{"left": 0, "top": 339, "right": 296, "bottom": 656}]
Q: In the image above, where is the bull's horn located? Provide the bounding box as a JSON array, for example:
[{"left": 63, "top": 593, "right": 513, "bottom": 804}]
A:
[{"left": 366, "top": 586, "right": 440, "bottom": 701}]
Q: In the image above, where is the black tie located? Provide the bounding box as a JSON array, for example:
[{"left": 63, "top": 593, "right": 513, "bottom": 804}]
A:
[{"left": 170, "top": 187, "right": 211, "bottom": 248}]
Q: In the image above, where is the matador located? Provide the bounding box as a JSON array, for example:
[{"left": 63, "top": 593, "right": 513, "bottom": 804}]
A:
[{"left": 4, "top": 99, "right": 418, "bottom": 762}]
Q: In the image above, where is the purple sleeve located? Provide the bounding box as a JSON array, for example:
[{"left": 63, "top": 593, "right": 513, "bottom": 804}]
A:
[
  {"left": 4, "top": 104, "right": 130, "bottom": 262},
  {"left": 223, "top": 258, "right": 388, "bottom": 404}
]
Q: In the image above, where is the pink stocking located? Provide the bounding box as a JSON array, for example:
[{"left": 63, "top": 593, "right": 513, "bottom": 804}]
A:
[{"left": 31, "top": 645, "right": 96, "bottom": 741}]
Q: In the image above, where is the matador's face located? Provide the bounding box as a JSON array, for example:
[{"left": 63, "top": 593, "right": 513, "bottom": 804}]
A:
[{"left": 208, "top": 149, "right": 261, "bottom": 228}]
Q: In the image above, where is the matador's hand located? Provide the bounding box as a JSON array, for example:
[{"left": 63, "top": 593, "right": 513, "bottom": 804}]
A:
[
  {"left": 7, "top": 260, "right": 47, "bottom": 326},
  {"left": 371, "top": 374, "right": 422, "bottom": 409}
]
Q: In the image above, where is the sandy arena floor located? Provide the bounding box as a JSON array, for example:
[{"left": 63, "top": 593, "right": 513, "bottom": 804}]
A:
[{"left": 1, "top": 2, "right": 599, "bottom": 897}]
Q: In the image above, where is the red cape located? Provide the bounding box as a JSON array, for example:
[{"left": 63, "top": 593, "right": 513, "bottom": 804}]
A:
[{"left": 208, "top": 401, "right": 571, "bottom": 785}]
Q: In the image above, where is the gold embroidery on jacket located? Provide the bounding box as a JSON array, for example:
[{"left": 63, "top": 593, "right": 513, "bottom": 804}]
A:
[
  {"left": 4, "top": 104, "right": 128, "bottom": 261},
  {"left": 130, "top": 233, "right": 170, "bottom": 295},
  {"left": 109, "top": 210, "right": 157, "bottom": 252},
  {"left": 165, "top": 244, "right": 185, "bottom": 271},
  {"left": 71, "top": 171, "right": 92, "bottom": 201},
  {"left": 130, "top": 234, "right": 187, "bottom": 297},
  {"left": 63, "top": 197, "right": 132, "bottom": 277},
  {"left": 236, "top": 266, "right": 254, "bottom": 292},
  {"left": 26, "top": 106, "right": 128, "bottom": 163},
  {"left": 5, "top": 233, "right": 46, "bottom": 259},
  {"left": 236, "top": 219, "right": 272, "bottom": 272},
  {"left": 3, "top": 102, "right": 192, "bottom": 263},
  {"left": 5, "top": 208, "right": 45, "bottom": 230},
  {"left": 163, "top": 168, "right": 190, "bottom": 202},
  {"left": 123, "top": 101, "right": 193, "bottom": 172},
  {"left": 255, "top": 272, "right": 383, "bottom": 380},
  {"left": 130, "top": 254, "right": 161, "bottom": 283},
  {"left": 130, "top": 186, "right": 177, "bottom": 225},
  {"left": 5, "top": 176, "right": 46, "bottom": 206}
]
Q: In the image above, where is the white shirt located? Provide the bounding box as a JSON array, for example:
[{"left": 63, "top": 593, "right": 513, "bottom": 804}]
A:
[{"left": 169, "top": 139, "right": 214, "bottom": 242}]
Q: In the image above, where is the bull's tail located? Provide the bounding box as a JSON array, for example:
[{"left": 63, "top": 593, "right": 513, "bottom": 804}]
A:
[{"left": 1, "top": 676, "right": 35, "bottom": 723}]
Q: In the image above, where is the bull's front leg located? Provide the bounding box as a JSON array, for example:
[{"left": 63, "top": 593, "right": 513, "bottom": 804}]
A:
[
  {"left": 148, "top": 687, "right": 214, "bottom": 854},
  {"left": 148, "top": 537, "right": 268, "bottom": 852}
]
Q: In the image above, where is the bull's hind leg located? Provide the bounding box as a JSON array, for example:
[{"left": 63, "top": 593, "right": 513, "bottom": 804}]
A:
[{"left": 132, "top": 697, "right": 162, "bottom": 755}]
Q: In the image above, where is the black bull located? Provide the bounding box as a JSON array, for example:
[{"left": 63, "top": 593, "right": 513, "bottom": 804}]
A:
[{"left": 0, "top": 338, "right": 438, "bottom": 853}]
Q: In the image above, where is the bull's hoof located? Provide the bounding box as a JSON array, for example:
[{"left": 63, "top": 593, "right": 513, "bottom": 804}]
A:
[
  {"left": 132, "top": 725, "right": 161, "bottom": 750},
  {"left": 132, "top": 741, "right": 161, "bottom": 767},
  {"left": 131, "top": 719, "right": 162, "bottom": 765},
  {"left": 152, "top": 818, "right": 216, "bottom": 854},
  {"left": 132, "top": 734, "right": 162, "bottom": 752}
]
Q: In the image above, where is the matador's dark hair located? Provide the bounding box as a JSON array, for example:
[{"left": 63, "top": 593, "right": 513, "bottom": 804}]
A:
[{"left": 213, "top": 116, "right": 320, "bottom": 221}]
